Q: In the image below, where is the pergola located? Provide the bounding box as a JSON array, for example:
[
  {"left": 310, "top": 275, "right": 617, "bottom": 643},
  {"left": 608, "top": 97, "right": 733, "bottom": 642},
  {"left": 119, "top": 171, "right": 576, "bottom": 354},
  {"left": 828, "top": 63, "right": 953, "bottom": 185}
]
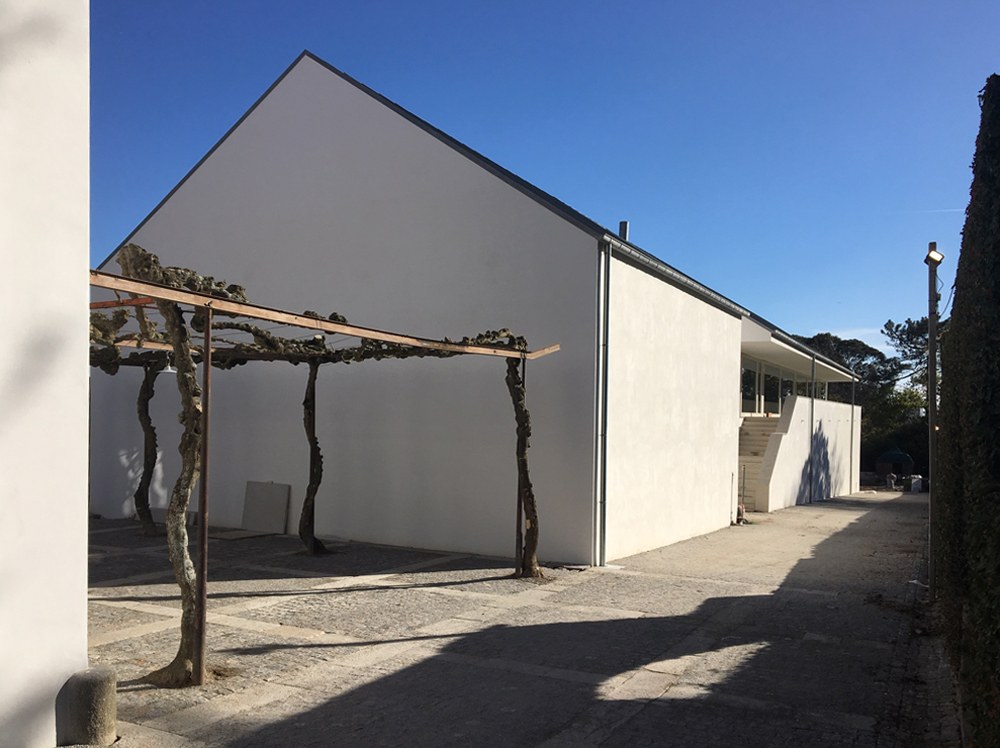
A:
[{"left": 90, "top": 265, "right": 558, "bottom": 684}]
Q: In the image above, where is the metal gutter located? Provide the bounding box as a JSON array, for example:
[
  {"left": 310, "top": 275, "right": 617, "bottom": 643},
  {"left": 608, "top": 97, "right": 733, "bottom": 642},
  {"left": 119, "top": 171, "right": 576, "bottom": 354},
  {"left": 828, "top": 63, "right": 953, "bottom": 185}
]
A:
[
  {"left": 602, "top": 234, "right": 749, "bottom": 320},
  {"left": 602, "top": 233, "right": 857, "bottom": 382}
]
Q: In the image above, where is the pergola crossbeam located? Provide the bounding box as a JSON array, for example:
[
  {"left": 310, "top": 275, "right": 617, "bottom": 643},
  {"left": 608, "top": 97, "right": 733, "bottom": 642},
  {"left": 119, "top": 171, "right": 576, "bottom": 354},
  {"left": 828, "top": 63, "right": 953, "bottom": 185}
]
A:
[
  {"left": 113, "top": 337, "right": 173, "bottom": 351},
  {"left": 91, "top": 271, "right": 559, "bottom": 360},
  {"left": 90, "top": 296, "right": 156, "bottom": 309}
]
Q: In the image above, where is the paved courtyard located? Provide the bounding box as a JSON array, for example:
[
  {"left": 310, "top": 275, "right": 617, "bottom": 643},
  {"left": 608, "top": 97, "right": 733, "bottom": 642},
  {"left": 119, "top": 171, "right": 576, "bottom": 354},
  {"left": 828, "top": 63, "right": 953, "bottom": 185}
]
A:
[{"left": 88, "top": 492, "right": 960, "bottom": 746}]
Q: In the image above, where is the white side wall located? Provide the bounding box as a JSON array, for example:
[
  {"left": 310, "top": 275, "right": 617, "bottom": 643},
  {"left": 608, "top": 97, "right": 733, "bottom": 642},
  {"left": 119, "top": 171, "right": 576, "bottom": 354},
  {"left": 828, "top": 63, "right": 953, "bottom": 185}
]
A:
[
  {"left": 90, "top": 55, "right": 599, "bottom": 564},
  {"left": 605, "top": 257, "right": 742, "bottom": 561},
  {"left": 0, "top": 2, "right": 90, "bottom": 746},
  {"left": 757, "top": 396, "right": 861, "bottom": 511}
]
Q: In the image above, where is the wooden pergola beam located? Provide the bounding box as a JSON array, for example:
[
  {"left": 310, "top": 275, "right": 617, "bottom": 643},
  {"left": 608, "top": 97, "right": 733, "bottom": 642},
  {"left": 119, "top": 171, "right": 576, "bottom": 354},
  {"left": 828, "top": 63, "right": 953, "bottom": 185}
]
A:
[
  {"left": 90, "top": 296, "right": 156, "bottom": 309},
  {"left": 112, "top": 337, "right": 173, "bottom": 351},
  {"left": 524, "top": 343, "right": 560, "bottom": 361},
  {"left": 91, "top": 271, "right": 559, "bottom": 361}
]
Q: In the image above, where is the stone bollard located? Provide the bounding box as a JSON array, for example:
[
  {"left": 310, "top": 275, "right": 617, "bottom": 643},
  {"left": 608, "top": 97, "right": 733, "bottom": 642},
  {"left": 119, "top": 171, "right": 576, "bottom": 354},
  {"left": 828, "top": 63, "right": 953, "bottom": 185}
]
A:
[{"left": 55, "top": 666, "right": 117, "bottom": 746}]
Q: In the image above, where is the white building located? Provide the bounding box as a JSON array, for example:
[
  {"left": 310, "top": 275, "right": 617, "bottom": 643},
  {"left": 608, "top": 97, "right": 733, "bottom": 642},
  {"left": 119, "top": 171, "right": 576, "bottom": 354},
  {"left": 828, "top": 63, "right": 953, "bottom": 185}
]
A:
[
  {"left": 2, "top": 2, "right": 90, "bottom": 746},
  {"left": 91, "top": 51, "right": 859, "bottom": 566}
]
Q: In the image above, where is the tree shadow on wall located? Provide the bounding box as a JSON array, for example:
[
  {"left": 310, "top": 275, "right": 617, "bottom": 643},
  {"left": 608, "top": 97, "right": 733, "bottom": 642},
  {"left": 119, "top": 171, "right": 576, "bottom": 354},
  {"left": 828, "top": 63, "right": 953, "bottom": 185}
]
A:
[
  {"left": 796, "top": 423, "right": 832, "bottom": 505},
  {"left": 210, "top": 495, "right": 924, "bottom": 747}
]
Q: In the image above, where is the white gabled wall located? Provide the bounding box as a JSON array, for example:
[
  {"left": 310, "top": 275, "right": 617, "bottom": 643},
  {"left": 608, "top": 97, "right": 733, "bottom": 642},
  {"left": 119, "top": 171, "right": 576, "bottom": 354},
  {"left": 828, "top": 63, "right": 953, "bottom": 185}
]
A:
[
  {"left": 0, "top": 2, "right": 90, "bottom": 746},
  {"left": 757, "top": 396, "right": 861, "bottom": 511},
  {"left": 90, "top": 55, "right": 599, "bottom": 564},
  {"left": 604, "top": 257, "right": 742, "bottom": 561}
]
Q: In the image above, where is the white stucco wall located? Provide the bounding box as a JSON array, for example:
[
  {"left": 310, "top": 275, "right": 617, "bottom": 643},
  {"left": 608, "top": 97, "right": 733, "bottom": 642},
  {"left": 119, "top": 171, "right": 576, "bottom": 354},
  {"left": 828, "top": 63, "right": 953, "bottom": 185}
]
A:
[
  {"left": 90, "top": 55, "right": 599, "bottom": 564},
  {"left": 0, "top": 2, "right": 90, "bottom": 746},
  {"left": 604, "top": 257, "right": 742, "bottom": 561},
  {"left": 757, "top": 396, "right": 861, "bottom": 511}
]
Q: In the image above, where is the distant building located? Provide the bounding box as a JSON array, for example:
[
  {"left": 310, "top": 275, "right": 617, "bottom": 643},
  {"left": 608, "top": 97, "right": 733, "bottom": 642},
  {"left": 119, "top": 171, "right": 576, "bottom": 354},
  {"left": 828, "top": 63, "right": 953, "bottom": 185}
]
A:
[{"left": 91, "top": 52, "right": 859, "bottom": 565}]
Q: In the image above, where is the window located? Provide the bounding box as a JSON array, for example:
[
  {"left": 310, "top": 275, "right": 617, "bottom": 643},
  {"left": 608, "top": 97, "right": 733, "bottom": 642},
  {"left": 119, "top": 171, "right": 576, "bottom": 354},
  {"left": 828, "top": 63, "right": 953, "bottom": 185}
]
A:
[
  {"left": 764, "top": 366, "right": 781, "bottom": 414},
  {"left": 741, "top": 360, "right": 758, "bottom": 413},
  {"left": 741, "top": 357, "right": 829, "bottom": 415},
  {"left": 781, "top": 375, "right": 795, "bottom": 403}
]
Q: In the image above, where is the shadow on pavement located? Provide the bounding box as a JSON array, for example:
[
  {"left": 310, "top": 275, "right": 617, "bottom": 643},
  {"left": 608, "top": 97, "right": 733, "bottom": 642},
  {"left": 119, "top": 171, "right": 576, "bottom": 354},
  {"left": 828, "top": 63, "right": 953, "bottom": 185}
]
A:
[{"left": 199, "top": 494, "right": 927, "bottom": 747}]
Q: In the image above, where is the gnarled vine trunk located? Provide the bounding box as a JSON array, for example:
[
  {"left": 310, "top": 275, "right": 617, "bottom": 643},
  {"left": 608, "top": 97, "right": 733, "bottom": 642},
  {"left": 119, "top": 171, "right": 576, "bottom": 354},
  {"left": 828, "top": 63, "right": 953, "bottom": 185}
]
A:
[
  {"left": 505, "top": 358, "right": 541, "bottom": 578},
  {"left": 299, "top": 360, "right": 328, "bottom": 554},
  {"left": 120, "top": 245, "right": 205, "bottom": 688},
  {"left": 134, "top": 363, "right": 161, "bottom": 535},
  {"left": 145, "top": 299, "right": 202, "bottom": 687}
]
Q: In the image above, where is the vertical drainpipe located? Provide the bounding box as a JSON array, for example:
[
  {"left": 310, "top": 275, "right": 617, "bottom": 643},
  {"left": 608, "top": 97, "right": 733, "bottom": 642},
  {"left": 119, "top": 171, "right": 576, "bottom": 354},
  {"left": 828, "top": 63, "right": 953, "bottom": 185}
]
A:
[
  {"left": 594, "top": 239, "right": 613, "bottom": 567},
  {"left": 809, "top": 355, "right": 816, "bottom": 504},
  {"left": 850, "top": 376, "right": 856, "bottom": 493}
]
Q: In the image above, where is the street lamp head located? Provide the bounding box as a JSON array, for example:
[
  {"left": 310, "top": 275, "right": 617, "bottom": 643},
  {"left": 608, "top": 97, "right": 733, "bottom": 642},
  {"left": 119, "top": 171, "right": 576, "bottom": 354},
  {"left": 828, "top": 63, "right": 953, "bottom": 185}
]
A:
[{"left": 925, "top": 242, "right": 944, "bottom": 267}]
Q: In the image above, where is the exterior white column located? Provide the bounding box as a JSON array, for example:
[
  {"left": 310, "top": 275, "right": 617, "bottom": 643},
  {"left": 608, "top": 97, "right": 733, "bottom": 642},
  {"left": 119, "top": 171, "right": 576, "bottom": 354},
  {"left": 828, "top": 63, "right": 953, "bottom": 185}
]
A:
[{"left": 0, "top": 2, "right": 91, "bottom": 746}]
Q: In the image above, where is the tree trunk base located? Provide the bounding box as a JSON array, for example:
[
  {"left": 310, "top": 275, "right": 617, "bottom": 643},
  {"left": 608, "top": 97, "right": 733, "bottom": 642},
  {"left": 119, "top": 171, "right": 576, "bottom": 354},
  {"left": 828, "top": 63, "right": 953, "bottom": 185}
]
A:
[
  {"left": 143, "top": 656, "right": 196, "bottom": 689},
  {"left": 514, "top": 565, "right": 544, "bottom": 579},
  {"left": 300, "top": 537, "right": 330, "bottom": 556}
]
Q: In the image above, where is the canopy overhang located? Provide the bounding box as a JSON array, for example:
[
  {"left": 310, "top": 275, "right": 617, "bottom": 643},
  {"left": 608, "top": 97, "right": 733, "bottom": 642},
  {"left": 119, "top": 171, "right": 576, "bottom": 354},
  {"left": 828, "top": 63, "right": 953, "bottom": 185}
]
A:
[{"left": 741, "top": 318, "right": 855, "bottom": 383}]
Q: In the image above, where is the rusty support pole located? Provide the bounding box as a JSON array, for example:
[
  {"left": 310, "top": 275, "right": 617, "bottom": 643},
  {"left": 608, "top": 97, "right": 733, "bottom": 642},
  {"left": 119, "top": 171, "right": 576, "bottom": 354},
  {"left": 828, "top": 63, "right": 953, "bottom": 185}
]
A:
[{"left": 193, "top": 305, "right": 212, "bottom": 685}]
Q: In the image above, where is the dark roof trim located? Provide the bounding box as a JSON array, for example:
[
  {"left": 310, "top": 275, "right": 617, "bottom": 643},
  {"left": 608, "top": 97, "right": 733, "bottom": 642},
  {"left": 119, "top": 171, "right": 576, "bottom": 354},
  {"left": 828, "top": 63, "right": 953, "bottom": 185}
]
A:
[
  {"left": 298, "top": 51, "right": 610, "bottom": 240},
  {"left": 97, "top": 51, "right": 319, "bottom": 270},
  {"left": 97, "top": 50, "right": 609, "bottom": 269},
  {"left": 95, "top": 50, "right": 856, "bottom": 382},
  {"left": 603, "top": 234, "right": 749, "bottom": 319},
  {"left": 605, "top": 234, "right": 853, "bottom": 377}
]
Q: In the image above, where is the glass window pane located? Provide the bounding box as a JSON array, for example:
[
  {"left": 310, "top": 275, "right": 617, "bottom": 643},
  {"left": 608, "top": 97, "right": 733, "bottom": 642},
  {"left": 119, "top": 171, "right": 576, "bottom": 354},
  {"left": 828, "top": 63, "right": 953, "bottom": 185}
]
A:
[
  {"left": 781, "top": 376, "right": 795, "bottom": 403},
  {"left": 741, "top": 360, "right": 758, "bottom": 412},
  {"left": 764, "top": 366, "right": 780, "bottom": 414}
]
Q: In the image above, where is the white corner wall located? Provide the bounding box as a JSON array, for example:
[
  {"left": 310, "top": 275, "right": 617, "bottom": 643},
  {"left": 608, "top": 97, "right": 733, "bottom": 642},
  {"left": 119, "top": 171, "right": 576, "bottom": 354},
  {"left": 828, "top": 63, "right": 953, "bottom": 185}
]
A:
[
  {"left": 0, "top": 2, "right": 90, "bottom": 746},
  {"left": 605, "top": 257, "right": 742, "bottom": 561},
  {"left": 757, "top": 396, "right": 861, "bottom": 511},
  {"left": 90, "top": 55, "right": 599, "bottom": 564}
]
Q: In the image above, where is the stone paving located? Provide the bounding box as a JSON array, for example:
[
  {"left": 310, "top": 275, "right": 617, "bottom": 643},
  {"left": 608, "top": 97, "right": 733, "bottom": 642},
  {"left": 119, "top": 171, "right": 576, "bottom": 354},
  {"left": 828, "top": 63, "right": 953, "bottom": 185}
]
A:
[{"left": 87, "top": 492, "right": 961, "bottom": 747}]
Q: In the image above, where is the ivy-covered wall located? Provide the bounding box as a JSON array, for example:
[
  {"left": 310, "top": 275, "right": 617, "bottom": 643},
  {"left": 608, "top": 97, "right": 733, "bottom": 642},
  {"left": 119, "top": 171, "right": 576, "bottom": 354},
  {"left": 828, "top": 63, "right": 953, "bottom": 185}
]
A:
[{"left": 936, "top": 73, "right": 1000, "bottom": 747}]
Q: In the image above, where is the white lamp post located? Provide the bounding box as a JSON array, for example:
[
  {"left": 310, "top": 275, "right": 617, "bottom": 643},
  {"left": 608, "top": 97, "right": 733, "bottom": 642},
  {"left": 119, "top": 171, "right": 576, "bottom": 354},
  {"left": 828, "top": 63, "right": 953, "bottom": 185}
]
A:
[{"left": 925, "top": 242, "right": 943, "bottom": 595}]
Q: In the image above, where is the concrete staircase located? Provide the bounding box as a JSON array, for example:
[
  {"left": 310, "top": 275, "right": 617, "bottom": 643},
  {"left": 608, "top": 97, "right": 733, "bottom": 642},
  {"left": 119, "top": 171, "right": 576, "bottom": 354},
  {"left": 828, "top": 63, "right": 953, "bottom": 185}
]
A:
[{"left": 737, "top": 416, "right": 780, "bottom": 511}]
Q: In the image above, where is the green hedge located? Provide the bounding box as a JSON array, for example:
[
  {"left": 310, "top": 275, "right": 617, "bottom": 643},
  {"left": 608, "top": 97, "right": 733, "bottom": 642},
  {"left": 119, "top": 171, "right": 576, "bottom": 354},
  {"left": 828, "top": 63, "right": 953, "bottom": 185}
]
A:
[{"left": 936, "top": 73, "right": 1000, "bottom": 747}]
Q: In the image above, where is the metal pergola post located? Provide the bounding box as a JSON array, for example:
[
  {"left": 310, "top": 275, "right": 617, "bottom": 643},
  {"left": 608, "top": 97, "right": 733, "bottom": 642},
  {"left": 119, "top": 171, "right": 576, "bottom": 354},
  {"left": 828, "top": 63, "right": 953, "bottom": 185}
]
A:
[{"left": 193, "top": 305, "right": 212, "bottom": 685}]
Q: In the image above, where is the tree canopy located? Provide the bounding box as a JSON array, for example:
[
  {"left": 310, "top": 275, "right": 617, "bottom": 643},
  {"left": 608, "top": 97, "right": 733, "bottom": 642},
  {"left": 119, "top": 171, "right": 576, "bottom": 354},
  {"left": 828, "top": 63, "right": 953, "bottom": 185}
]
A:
[
  {"left": 792, "top": 332, "right": 902, "bottom": 409},
  {"left": 792, "top": 331, "right": 926, "bottom": 472},
  {"left": 882, "top": 315, "right": 949, "bottom": 394}
]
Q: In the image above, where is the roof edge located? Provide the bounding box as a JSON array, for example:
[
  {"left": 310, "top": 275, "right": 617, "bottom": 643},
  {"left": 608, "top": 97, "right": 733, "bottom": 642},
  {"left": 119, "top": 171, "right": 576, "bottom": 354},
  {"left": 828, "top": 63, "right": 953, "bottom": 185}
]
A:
[
  {"left": 299, "top": 51, "right": 608, "bottom": 240},
  {"left": 96, "top": 50, "right": 315, "bottom": 270},
  {"left": 94, "top": 50, "right": 855, "bottom": 383},
  {"left": 751, "top": 314, "right": 858, "bottom": 379},
  {"left": 603, "top": 233, "right": 750, "bottom": 319}
]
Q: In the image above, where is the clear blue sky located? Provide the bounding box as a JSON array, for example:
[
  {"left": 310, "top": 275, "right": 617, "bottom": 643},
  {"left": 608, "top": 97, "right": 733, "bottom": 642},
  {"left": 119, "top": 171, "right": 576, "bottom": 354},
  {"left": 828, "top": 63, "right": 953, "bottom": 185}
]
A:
[{"left": 91, "top": 1, "right": 998, "bottom": 351}]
